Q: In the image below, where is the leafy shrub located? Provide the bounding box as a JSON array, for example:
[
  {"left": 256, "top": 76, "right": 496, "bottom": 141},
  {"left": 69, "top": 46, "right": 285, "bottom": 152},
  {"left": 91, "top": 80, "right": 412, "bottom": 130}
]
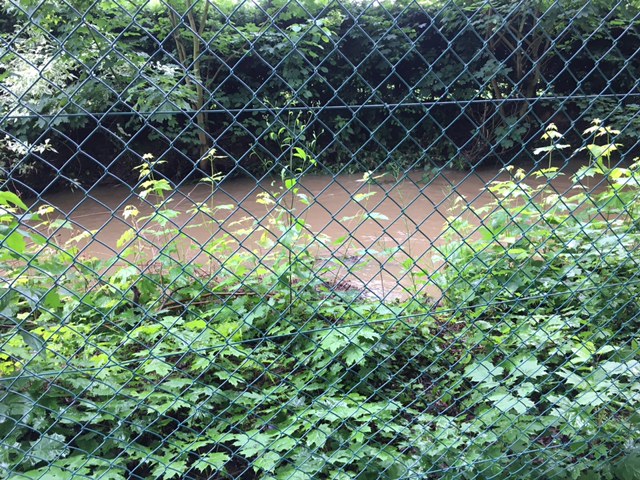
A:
[
  {"left": 1, "top": 124, "right": 640, "bottom": 479},
  {"left": 433, "top": 124, "right": 640, "bottom": 478},
  {"left": 3, "top": 0, "right": 640, "bottom": 188}
]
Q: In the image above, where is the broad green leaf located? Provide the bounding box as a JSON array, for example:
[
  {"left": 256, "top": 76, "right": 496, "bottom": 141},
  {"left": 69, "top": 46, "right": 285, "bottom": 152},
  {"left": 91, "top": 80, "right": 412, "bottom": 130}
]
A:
[
  {"left": 9, "top": 466, "right": 74, "bottom": 480},
  {"left": 284, "top": 178, "right": 297, "bottom": 190},
  {"left": 0, "top": 191, "right": 28, "bottom": 210},
  {"left": 192, "top": 452, "right": 230, "bottom": 473},
  {"left": 343, "top": 346, "right": 365, "bottom": 366},
  {"left": 253, "top": 451, "right": 281, "bottom": 472},
  {"left": 533, "top": 144, "right": 569, "bottom": 155},
  {"left": 488, "top": 392, "right": 534, "bottom": 414},
  {"left": 587, "top": 143, "right": 616, "bottom": 161},
  {"left": 306, "top": 429, "right": 328, "bottom": 449},
  {"left": 4, "top": 230, "right": 26, "bottom": 255},
  {"left": 44, "top": 289, "right": 62, "bottom": 309},
  {"left": 91, "top": 468, "right": 127, "bottom": 480},
  {"left": 143, "top": 359, "right": 173, "bottom": 377},
  {"left": 292, "top": 147, "right": 307, "bottom": 161},
  {"left": 464, "top": 361, "right": 504, "bottom": 383},
  {"left": 28, "top": 433, "right": 70, "bottom": 464},
  {"left": 506, "top": 356, "right": 547, "bottom": 379},
  {"left": 234, "top": 431, "right": 272, "bottom": 457},
  {"left": 575, "top": 390, "right": 608, "bottom": 407},
  {"left": 297, "top": 193, "right": 310, "bottom": 205},
  {"left": 116, "top": 228, "right": 137, "bottom": 248}
]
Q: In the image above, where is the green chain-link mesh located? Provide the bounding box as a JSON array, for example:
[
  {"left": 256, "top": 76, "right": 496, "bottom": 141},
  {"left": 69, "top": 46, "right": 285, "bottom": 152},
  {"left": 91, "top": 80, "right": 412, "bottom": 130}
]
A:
[{"left": 1, "top": 0, "right": 640, "bottom": 478}]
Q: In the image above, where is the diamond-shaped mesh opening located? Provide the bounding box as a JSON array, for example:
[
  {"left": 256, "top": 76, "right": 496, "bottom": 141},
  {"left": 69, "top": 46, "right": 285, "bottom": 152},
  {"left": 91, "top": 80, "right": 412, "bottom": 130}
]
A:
[{"left": 1, "top": 0, "right": 640, "bottom": 478}]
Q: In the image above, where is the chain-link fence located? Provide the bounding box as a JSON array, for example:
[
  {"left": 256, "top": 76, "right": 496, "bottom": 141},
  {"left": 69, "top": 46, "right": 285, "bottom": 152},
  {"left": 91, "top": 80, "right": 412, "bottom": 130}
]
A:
[{"left": 1, "top": 0, "right": 640, "bottom": 478}]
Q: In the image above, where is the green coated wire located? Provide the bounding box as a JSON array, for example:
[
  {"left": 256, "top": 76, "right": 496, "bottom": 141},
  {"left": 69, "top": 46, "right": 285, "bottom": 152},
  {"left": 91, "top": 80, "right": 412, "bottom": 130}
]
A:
[{"left": 2, "top": 1, "right": 640, "bottom": 478}]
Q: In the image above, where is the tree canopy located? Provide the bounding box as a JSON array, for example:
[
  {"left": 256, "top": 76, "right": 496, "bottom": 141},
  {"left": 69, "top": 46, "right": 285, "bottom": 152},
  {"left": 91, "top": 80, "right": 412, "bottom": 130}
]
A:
[{"left": 1, "top": 0, "right": 639, "bottom": 191}]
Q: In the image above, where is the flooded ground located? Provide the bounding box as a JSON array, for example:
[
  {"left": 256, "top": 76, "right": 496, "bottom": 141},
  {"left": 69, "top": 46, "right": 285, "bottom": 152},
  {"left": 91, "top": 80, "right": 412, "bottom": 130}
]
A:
[{"left": 38, "top": 164, "right": 587, "bottom": 301}]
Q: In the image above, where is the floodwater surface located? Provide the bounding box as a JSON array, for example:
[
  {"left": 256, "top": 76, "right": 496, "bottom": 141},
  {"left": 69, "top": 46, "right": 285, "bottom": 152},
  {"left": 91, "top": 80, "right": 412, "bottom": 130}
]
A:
[{"left": 39, "top": 166, "right": 585, "bottom": 300}]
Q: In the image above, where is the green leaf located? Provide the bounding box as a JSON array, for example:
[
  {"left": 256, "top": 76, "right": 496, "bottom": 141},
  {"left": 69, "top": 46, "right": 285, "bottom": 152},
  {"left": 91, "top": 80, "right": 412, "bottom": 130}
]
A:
[
  {"left": 9, "top": 466, "right": 74, "bottom": 480},
  {"left": 488, "top": 392, "right": 534, "bottom": 414},
  {"left": 599, "top": 361, "right": 626, "bottom": 375},
  {"left": 319, "top": 329, "right": 348, "bottom": 354},
  {"left": 569, "top": 343, "right": 594, "bottom": 365},
  {"left": 292, "top": 147, "right": 307, "bottom": 161},
  {"left": 270, "top": 436, "right": 297, "bottom": 453},
  {"left": 192, "top": 453, "right": 230, "bottom": 473},
  {"left": 306, "top": 429, "right": 328, "bottom": 449},
  {"left": 297, "top": 193, "right": 310, "bottom": 205},
  {"left": 151, "top": 459, "right": 188, "bottom": 480},
  {"left": 143, "top": 359, "right": 173, "bottom": 377},
  {"left": 614, "top": 449, "right": 640, "bottom": 480},
  {"left": 19, "top": 329, "right": 45, "bottom": 354},
  {"left": 90, "top": 467, "right": 127, "bottom": 480},
  {"left": 506, "top": 356, "right": 547, "bottom": 379},
  {"left": 44, "top": 289, "right": 62, "bottom": 309},
  {"left": 343, "top": 346, "right": 365, "bottom": 366},
  {"left": 116, "top": 228, "right": 137, "bottom": 248},
  {"left": 464, "top": 361, "right": 504, "bottom": 383},
  {"left": 284, "top": 178, "right": 297, "bottom": 190},
  {"left": 0, "top": 191, "right": 28, "bottom": 210},
  {"left": 587, "top": 143, "right": 615, "bottom": 161},
  {"left": 573, "top": 165, "right": 602, "bottom": 181},
  {"left": 253, "top": 451, "right": 281, "bottom": 472},
  {"left": 28, "top": 433, "right": 70, "bottom": 464},
  {"left": 533, "top": 144, "right": 570, "bottom": 155},
  {"left": 4, "top": 230, "right": 26, "bottom": 255},
  {"left": 575, "top": 390, "right": 608, "bottom": 407},
  {"left": 234, "top": 431, "right": 272, "bottom": 457}
]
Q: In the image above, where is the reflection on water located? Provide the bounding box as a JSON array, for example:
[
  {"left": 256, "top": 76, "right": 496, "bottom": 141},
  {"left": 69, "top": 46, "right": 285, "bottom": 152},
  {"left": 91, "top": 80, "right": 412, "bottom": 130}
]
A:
[{"left": 37, "top": 165, "right": 586, "bottom": 301}]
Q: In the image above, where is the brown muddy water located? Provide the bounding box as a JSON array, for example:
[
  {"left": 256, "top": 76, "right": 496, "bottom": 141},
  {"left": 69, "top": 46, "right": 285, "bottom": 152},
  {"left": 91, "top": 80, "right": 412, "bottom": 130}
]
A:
[{"left": 38, "top": 166, "right": 585, "bottom": 301}]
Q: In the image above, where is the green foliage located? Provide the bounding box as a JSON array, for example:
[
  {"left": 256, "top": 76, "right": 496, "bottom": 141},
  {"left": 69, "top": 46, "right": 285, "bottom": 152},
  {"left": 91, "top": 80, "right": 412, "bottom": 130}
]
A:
[
  {"left": 1, "top": 121, "right": 640, "bottom": 478},
  {"left": 432, "top": 125, "right": 640, "bottom": 478},
  {"left": 3, "top": 0, "right": 640, "bottom": 188}
]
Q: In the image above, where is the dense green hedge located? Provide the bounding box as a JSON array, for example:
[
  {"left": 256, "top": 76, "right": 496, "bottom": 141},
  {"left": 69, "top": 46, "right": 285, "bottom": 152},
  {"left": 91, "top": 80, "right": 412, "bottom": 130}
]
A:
[{"left": 1, "top": 0, "right": 640, "bottom": 192}]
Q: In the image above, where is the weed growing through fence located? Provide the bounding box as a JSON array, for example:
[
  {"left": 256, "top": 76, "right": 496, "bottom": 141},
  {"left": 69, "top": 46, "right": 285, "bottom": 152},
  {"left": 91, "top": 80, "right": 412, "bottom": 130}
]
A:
[
  {"left": 186, "top": 149, "right": 232, "bottom": 277},
  {"left": 533, "top": 122, "right": 571, "bottom": 170},
  {"left": 430, "top": 123, "right": 640, "bottom": 478},
  {"left": 330, "top": 170, "right": 391, "bottom": 296}
]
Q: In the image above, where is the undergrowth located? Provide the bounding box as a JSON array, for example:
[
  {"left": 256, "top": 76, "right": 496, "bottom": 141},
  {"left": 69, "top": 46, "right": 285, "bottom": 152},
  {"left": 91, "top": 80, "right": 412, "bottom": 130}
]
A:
[{"left": 1, "top": 122, "right": 639, "bottom": 479}]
